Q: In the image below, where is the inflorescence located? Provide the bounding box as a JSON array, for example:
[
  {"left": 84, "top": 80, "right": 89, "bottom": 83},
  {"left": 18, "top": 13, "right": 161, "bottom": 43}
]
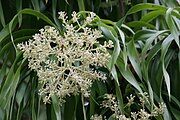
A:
[
  {"left": 95, "top": 93, "right": 166, "bottom": 120},
  {"left": 18, "top": 11, "right": 113, "bottom": 104}
]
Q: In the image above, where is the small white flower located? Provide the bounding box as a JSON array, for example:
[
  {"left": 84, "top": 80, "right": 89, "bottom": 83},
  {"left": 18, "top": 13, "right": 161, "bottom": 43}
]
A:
[
  {"left": 127, "top": 94, "right": 135, "bottom": 106},
  {"left": 85, "top": 12, "right": 96, "bottom": 24},
  {"left": 58, "top": 11, "right": 68, "bottom": 23},
  {"left": 71, "top": 11, "right": 79, "bottom": 22}
]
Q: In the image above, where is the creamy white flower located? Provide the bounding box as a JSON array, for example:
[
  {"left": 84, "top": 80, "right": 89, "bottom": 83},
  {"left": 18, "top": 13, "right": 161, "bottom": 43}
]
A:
[
  {"left": 18, "top": 11, "right": 111, "bottom": 104},
  {"left": 101, "top": 93, "right": 165, "bottom": 120},
  {"left": 71, "top": 11, "right": 79, "bottom": 22}
]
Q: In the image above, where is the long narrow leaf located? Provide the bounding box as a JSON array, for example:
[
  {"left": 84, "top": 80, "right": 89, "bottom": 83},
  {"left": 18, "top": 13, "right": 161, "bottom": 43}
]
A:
[
  {"left": 127, "top": 40, "right": 142, "bottom": 80},
  {"left": 161, "top": 34, "right": 174, "bottom": 99},
  {"left": 100, "top": 26, "right": 120, "bottom": 70},
  {"left": 140, "top": 10, "right": 165, "bottom": 23},
  {"left": 142, "top": 30, "right": 169, "bottom": 56},
  {"left": 0, "top": 0, "right": 5, "bottom": 27},
  {"left": 116, "top": 57, "right": 143, "bottom": 94},
  {"left": 165, "top": 8, "right": 180, "bottom": 48},
  {"left": 126, "top": 3, "right": 166, "bottom": 15}
]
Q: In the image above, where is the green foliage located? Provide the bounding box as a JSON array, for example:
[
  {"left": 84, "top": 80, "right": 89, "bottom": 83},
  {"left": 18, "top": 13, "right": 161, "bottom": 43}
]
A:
[{"left": 0, "top": 0, "right": 179, "bottom": 120}]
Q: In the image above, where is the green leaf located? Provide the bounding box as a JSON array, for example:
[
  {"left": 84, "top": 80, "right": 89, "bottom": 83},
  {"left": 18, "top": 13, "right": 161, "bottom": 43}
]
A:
[
  {"left": 127, "top": 40, "right": 142, "bottom": 80},
  {"left": 173, "top": 17, "right": 180, "bottom": 31},
  {"left": 89, "top": 88, "right": 96, "bottom": 116},
  {"left": 179, "top": 51, "right": 180, "bottom": 75},
  {"left": 64, "top": 97, "right": 77, "bottom": 120},
  {"left": 116, "top": 56, "right": 143, "bottom": 94},
  {"left": 146, "top": 42, "right": 162, "bottom": 66},
  {"left": 8, "top": 9, "right": 56, "bottom": 33},
  {"left": 169, "top": 106, "right": 180, "bottom": 120},
  {"left": 0, "top": 0, "right": 5, "bottom": 27},
  {"left": 126, "top": 3, "right": 166, "bottom": 15},
  {"left": 114, "top": 80, "right": 124, "bottom": 114},
  {"left": 143, "top": 42, "right": 162, "bottom": 103},
  {"left": 161, "top": 34, "right": 174, "bottom": 100},
  {"left": 0, "top": 19, "right": 18, "bottom": 42},
  {"left": 153, "top": 50, "right": 175, "bottom": 98},
  {"left": 100, "top": 26, "right": 120, "bottom": 70},
  {"left": 165, "top": 8, "right": 180, "bottom": 48},
  {"left": 121, "top": 24, "right": 135, "bottom": 34},
  {"left": 172, "top": 9, "right": 180, "bottom": 19},
  {"left": 110, "top": 66, "right": 124, "bottom": 113},
  {"left": 142, "top": 30, "right": 169, "bottom": 56},
  {"left": 140, "top": 10, "right": 165, "bottom": 23},
  {"left": 51, "top": 95, "right": 61, "bottom": 120},
  {"left": 0, "top": 58, "right": 8, "bottom": 85},
  {"left": 133, "top": 29, "right": 156, "bottom": 42},
  {"left": 163, "top": 92, "right": 180, "bottom": 109},
  {"left": 99, "top": 22, "right": 118, "bottom": 37},
  {"left": 115, "top": 25, "right": 127, "bottom": 69},
  {"left": 8, "top": 9, "right": 56, "bottom": 52},
  {"left": 163, "top": 104, "right": 172, "bottom": 120},
  {"left": 116, "top": 3, "right": 166, "bottom": 28},
  {"left": 126, "top": 21, "right": 156, "bottom": 29},
  {"left": 116, "top": 17, "right": 126, "bottom": 28},
  {"left": 0, "top": 108, "right": 4, "bottom": 120},
  {"left": 147, "top": 80, "right": 154, "bottom": 111},
  {"left": 52, "top": 0, "right": 61, "bottom": 28},
  {"left": 31, "top": 0, "right": 40, "bottom": 11},
  {"left": 0, "top": 36, "right": 32, "bottom": 58},
  {"left": 16, "top": 82, "right": 27, "bottom": 107},
  {"left": 96, "top": 81, "right": 107, "bottom": 95},
  {"left": 0, "top": 52, "right": 23, "bottom": 109},
  {"left": 111, "top": 66, "right": 119, "bottom": 86},
  {"left": 16, "top": 0, "right": 23, "bottom": 27}
]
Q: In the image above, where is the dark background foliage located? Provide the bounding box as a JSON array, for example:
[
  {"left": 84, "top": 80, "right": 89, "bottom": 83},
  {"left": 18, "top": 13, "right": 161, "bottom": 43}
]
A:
[{"left": 0, "top": 0, "right": 179, "bottom": 120}]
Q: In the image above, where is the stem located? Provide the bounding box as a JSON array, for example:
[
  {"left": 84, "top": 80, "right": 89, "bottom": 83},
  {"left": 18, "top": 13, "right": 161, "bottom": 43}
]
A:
[
  {"left": 9, "top": 93, "right": 16, "bottom": 120},
  {"left": 77, "top": 0, "right": 85, "bottom": 11},
  {"left": 16, "top": 107, "right": 21, "bottom": 120},
  {"left": 81, "top": 95, "right": 87, "bottom": 120},
  {"left": 118, "top": 0, "right": 125, "bottom": 17}
]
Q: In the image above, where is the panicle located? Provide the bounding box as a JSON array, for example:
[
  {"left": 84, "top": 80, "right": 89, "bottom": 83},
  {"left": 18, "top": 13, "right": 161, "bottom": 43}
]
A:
[{"left": 18, "top": 11, "right": 112, "bottom": 104}]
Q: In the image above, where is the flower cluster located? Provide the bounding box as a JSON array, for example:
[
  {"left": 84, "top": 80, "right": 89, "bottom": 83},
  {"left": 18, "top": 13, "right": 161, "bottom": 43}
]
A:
[
  {"left": 91, "top": 114, "right": 103, "bottom": 120},
  {"left": 127, "top": 94, "right": 135, "bottom": 107},
  {"left": 102, "top": 94, "right": 121, "bottom": 118},
  {"left": 18, "top": 11, "right": 113, "bottom": 104},
  {"left": 100, "top": 93, "right": 166, "bottom": 120}
]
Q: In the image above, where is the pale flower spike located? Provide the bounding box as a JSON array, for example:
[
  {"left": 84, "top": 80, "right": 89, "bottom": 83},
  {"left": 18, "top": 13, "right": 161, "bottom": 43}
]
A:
[
  {"left": 18, "top": 11, "right": 113, "bottom": 104},
  {"left": 100, "top": 93, "right": 166, "bottom": 120}
]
